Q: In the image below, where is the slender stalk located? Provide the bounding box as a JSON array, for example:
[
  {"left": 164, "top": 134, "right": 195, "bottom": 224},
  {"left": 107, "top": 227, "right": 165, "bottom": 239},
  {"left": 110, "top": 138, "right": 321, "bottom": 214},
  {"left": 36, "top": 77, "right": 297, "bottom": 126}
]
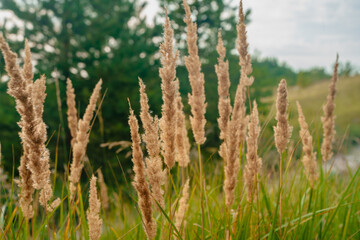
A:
[
  {"left": 198, "top": 144, "right": 205, "bottom": 240},
  {"left": 181, "top": 167, "right": 185, "bottom": 187},
  {"left": 45, "top": 207, "right": 50, "bottom": 240},
  {"left": 168, "top": 168, "right": 173, "bottom": 240},
  {"left": 54, "top": 76, "right": 68, "bottom": 159},
  {"left": 279, "top": 152, "right": 284, "bottom": 237}
]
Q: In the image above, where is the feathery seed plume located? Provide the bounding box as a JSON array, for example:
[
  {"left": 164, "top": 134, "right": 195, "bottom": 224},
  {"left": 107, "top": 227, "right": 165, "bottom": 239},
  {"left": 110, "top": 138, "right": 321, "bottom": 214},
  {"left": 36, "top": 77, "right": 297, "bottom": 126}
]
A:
[
  {"left": 297, "top": 102, "right": 318, "bottom": 187},
  {"left": 69, "top": 79, "right": 102, "bottom": 198},
  {"left": 139, "top": 78, "right": 166, "bottom": 209},
  {"left": 216, "top": 30, "right": 232, "bottom": 160},
  {"left": 244, "top": 101, "right": 262, "bottom": 201},
  {"left": 66, "top": 78, "right": 78, "bottom": 147},
  {"left": 221, "top": 26, "right": 249, "bottom": 207},
  {"left": 159, "top": 8, "right": 178, "bottom": 169},
  {"left": 183, "top": 0, "right": 207, "bottom": 145},
  {"left": 97, "top": 169, "right": 109, "bottom": 210},
  {"left": 0, "top": 36, "right": 59, "bottom": 216},
  {"left": 0, "top": 38, "right": 33, "bottom": 218},
  {"left": 321, "top": 55, "right": 339, "bottom": 162},
  {"left": 237, "top": 0, "right": 254, "bottom": 87},
  {"left": 129, "top": 105, "right": 157, "bottom": 239},
  {"left": 22, "top": 39, "right": 33, "bottom": 87},
  {"left": 175, "top": 179, "right": 190, "bottom": 236},
  {"left": 175, "top": 79, "right": 191, "bottom": 167},
  {"left": 274, "top": 79, "right": 293, "bottom": 154},
  {"left": 87, "top": 175, "right": 102, "bottom": 240}
]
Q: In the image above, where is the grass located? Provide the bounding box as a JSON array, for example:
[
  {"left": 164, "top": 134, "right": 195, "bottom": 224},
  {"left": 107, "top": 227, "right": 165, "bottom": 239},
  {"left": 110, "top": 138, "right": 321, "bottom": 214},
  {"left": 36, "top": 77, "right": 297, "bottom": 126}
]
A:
[{"left": 1, "top": 137, "right": 360, "bottom": 239}]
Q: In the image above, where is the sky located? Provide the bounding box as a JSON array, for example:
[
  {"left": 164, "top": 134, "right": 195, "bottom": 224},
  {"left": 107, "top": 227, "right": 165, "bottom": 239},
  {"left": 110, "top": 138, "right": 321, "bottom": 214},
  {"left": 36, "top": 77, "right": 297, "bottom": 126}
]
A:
[{"left": 143, "top": 0, "right": 360, "bottom": 72}]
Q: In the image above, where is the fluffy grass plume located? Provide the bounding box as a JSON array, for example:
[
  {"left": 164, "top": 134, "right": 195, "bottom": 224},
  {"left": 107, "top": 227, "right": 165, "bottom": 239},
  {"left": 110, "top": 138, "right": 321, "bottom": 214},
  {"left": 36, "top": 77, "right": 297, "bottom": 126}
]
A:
[
  {"left": 237, "top": 0, "right": 254, "bottom": 87},
  {"left": 97, "top": 169, "right": 109, "bottom": 210},
  {"left": 139, "top": 78, "right": 166, "bottom": 209},
  {"left": 216, "top": 30, "right": 232, "bottom": 161},
  {"left": 159, "top": 8, "right": 178, "bottom": 169},
  {"left": 69, "top": 79, "right": 102, "bottom": 198},
  {"left": 128, "top": 104, "right": 157, "bottom": 239},
  {"left": 297, "top": 101, "right": 318, "bottom": 188},
  {"left": 175, "top": 179, "right": 190, "bottom": 236},
  {"left": 183, "top": 0, "right": 207, "bottom": 145},
  {"left": 321, "top": 55, "right": 339, "bottom": 162},
  {"left": 87, "top": 175, "right": 103, "bottom": 240},
  {"left": 66, "top": 78, "right": 78, "bottom": 147},
  {"left": 0, "top": 36, "right": 59, "bottom": 216},
  {"left": 221, "top": 5, "right": 252, "bottom": 205},
  {"left": 244, "top": 101, "right": 262, "bottom": 201},
  {"left": 274, "top": 79, "right": 293, "bottom": 154},
  {"left": 175, "top": 79, "right": 191, "bottom": 167}
]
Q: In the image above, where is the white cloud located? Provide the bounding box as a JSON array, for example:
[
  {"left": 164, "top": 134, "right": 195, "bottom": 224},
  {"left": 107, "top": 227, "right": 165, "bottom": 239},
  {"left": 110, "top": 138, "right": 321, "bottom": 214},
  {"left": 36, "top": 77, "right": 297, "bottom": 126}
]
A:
[{"left": 145, "top": 0, "right": 360, "bottom": 71}]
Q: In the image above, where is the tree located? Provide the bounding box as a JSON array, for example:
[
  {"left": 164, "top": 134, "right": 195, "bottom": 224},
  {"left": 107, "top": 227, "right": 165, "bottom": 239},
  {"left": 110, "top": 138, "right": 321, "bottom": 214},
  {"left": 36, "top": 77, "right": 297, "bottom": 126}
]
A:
[{"left": 0, "top": 0, "right": 162, "bottom": 177}]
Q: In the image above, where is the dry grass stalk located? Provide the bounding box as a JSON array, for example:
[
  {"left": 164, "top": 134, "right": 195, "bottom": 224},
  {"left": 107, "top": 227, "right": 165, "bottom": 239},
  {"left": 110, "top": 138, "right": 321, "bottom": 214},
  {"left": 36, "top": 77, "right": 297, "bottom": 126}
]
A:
[
  {"left": 87, "top": 175, "right": 102, "bottom": 240},
  {"left": 297, "top": 102, "right": 318, "bottom": 187},
  {"left": 237, "top": 0, "right": 254, "bottom": 87},
  {"left": 139, "top": 78, "right": 166, "bottom": 209},
  {"left": 244, "top": 101, "right": 262, "bottom": 201},
  {"left": 22, "top": 39, "right": 33, "bottom": 86},
  {"left": 0, "top": 36, "right": 59, "bottom": 216},
  {"left": 97, "top": 169, "right": 109, "bottom": 210},
  {"left": 222, "top": 35, "right": 250, "bottom": 207},
  {"left": 159, "top": 9, "right": 178, "bottom": 170},
  {"left": 274, "top": 79, "right": 293, "bottom": 155},
  {"left": 183, "top": 0, "right": 207, "bottom": 145},
  {"left": 223, "top": 92, "right": 246, "bottom": 206},
  {"left": 216, "top": 30, "right": 232, "bottom": 161},
  {"left": 175, "top": 79, "right": 190, "bottom": 167},
  {"left": 175, "top": 179, "right": 190, "bottom": 236},
  {"left": 321, "top": 55, "right": 339, "bottom": 162},
  {"left": 0, "top": 36, "right": 35, "bottom": 218},
  {"left": 128, "top": 105, "right": 157, "bottom": 239},
  {"left": 66, "top": 78, "right": 78, "bottom": 147},
  {"left": 69, "top": 79, "right": 102, "bottom": 198},
  {"left": 100, "top": 141, "right": 131, "bottom": 156}
]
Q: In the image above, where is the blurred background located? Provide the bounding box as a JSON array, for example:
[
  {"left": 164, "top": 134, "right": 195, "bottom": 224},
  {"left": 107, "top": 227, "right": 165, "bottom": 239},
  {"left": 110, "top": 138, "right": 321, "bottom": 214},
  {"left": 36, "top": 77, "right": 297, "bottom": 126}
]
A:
[{"left": 0, "top": 0, "right": 359, "bottom": 186}]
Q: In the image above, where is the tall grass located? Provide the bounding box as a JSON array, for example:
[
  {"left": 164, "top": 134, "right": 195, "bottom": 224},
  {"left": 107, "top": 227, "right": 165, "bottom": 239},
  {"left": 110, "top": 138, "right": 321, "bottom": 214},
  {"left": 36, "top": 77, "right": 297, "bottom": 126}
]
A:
[{"left": 0, "top": 1, "right": 359, "bottom": 239}]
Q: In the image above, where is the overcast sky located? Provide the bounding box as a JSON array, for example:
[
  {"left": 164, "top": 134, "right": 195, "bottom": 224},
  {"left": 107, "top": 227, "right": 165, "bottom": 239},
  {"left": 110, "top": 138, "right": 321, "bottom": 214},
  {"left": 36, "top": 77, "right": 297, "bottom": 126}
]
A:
[{"left": 144, "top": 0, "right": 360, "bottom": 72}]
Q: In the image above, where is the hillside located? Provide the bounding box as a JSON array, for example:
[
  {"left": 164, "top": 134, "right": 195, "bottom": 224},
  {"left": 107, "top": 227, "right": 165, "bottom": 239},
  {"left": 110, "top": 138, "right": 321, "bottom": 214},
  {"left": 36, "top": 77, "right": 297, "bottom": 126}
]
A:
[{"left": 263, "top": 75, "right": 360, "bottom": 143}]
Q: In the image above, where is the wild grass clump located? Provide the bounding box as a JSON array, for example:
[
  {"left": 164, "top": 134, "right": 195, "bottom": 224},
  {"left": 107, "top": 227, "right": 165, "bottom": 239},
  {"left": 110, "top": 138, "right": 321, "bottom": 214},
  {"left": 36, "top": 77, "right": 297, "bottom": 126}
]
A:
[{"left": 0, "top": 1, "right": 359, "bottom": 239}]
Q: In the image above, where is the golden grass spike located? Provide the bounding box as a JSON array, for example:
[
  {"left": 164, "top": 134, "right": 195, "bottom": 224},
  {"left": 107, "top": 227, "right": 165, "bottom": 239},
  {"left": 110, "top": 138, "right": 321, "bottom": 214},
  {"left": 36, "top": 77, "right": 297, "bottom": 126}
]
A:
[
  {"left": 244, "top": 101, "right": 262, "bottom": 201},
  {"left": 129, "top": 104, "right": 157, "bottom": 239},
  {"left": 97, "top": 169, "right": 109, "bottom": 210},
  {"left": 183, "top": 0, "right": 207, "bottom": 145},
  {"left": 0, "top": 36, "right": 59, "bottom": 216},
  {"left": 66, "top": 78, "right": 78, "bottom": 147},
  {"left": 175, "top": 79, "right": 190, "bottom": 167},
  {"left": 159, "top": 8, "right": 178, "bottom": 170},
  {"left": 274, "top": 79, "right": 293, "bottom": 155},
  {"left": 139, "top": 78, "right": 166, "bottom": 209},
  {"left": 297, "top": 101, "right": 318, "bottom": 187},
  {"left": 69, "top": 79, "right": 102, "bottom": 199},
  {"left": 87, "top": 175, "right": 102, "bottom": 240},
  {"left": 175, "top": 179, "right": 190, "bottom": 237},
  {"left": 237, "top": 0, "right": 254, "bottom": 87},
  {"left": 321, "top": 55, "right": 339, "bottom": 162}
]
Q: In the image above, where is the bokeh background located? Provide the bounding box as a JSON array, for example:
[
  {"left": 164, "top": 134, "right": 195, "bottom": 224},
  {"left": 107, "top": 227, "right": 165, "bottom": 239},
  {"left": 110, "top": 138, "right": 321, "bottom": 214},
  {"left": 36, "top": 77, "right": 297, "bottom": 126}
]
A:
[{"left": 0, "top": 0, "right": 359, "bottom": 186}]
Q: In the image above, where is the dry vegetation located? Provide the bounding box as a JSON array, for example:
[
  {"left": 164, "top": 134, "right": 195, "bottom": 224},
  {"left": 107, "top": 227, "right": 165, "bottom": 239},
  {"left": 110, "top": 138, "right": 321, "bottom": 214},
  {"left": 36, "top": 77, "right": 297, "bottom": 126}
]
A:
[{"left": 0, "top": 1, "right": 359, "bottom": 240}]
